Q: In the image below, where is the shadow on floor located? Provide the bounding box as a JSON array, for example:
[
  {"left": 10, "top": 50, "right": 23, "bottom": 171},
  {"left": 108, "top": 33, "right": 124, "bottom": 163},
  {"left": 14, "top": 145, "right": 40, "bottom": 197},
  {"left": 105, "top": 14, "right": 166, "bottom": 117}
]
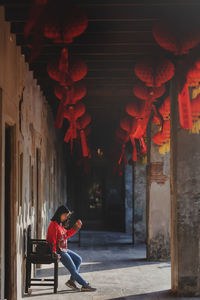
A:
[
  {"left": 107, "top": 289, "right": 195, "bottom": 300},
  {"left": 36, "top": 258, "right": 171, "bottom": 277}
]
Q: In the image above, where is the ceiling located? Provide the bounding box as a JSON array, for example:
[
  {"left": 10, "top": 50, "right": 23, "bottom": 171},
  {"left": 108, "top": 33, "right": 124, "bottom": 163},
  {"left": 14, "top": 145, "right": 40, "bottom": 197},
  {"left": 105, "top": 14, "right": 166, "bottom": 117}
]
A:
[{"left": 3, "top": 0, "right": 200, "bottom": 153}]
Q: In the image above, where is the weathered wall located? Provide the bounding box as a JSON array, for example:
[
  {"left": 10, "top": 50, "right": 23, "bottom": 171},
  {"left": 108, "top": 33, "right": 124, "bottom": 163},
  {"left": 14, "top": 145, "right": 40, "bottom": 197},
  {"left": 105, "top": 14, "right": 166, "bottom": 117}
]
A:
[
  {"left": 0, "top": 7, "right": 68, "bottom": 299},
  {"left": 134, "top": 161, "right": 146, "bottom": 244},
  {"left": 146, "top": 122, "right": 170, "bottom": 261}
]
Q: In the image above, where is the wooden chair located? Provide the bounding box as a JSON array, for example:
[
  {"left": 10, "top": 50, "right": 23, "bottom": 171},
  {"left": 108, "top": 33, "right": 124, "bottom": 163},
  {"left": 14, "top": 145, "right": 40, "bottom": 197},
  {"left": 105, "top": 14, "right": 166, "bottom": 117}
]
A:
[{"left": 25, "top": 225, "right": 58, "bottom": 294}]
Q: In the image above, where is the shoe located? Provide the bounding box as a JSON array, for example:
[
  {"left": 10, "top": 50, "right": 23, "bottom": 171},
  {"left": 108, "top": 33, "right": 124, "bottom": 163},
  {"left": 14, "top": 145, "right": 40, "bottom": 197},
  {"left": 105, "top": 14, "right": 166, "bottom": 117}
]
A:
[
  {"left": 65, "top": 279, "right": 79, "bottom": 290},
  {"left": 81, "top": 282, "right": 97, "bottom": 292}
]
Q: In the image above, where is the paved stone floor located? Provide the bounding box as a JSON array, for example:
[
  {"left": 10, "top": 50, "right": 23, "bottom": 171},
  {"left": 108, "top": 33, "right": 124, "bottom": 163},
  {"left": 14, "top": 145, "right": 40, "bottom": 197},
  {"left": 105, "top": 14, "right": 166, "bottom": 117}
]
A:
[{"left": 26, "top": 231, "right": 198, "bottom": 300}]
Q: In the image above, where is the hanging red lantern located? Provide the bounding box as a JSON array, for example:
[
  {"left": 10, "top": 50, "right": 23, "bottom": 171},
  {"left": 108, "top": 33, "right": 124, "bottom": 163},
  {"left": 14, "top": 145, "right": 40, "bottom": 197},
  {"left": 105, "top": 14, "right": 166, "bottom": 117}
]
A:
[
  {"left": 126, "top": 99, "right": 142, "bottom": 119},
  {"left": 47, "top": 56, "right": 87, "bottom": 86},
  {"left": 134, "top": 57, "right": 175, "bottom": 87},
  {"left": 54, "top": 82, "right": 87, "bottom": 104},
  {"left": 63, "top": 102, "right": 85, "bottom": 150},
  {"left": 77, "top": 113, "right": 91, "bottom": 157},
  {"left": 44, "top": 2, "right": 88, "bottom": 44},
  {"left": 152, "top": 21, "right": 200, "bottom": 55},
  {"left": 187, "top": 66, "right": 200, "bottom": 87},
  {"left": 133, "top": 81, "right": 166, "bottom": 101},
  {"left": 120, "top": 116, "right": 137, "bottom": 135}
]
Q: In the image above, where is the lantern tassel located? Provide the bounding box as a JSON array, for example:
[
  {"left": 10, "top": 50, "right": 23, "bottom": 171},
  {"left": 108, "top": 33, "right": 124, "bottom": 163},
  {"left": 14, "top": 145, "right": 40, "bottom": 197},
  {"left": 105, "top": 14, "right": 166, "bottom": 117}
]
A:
[
  {"left": 54, "top": 100, "right": 65, "bottom": 129},
  {"left": 130, "top": 136, "right": 137, "bottom": 162}
]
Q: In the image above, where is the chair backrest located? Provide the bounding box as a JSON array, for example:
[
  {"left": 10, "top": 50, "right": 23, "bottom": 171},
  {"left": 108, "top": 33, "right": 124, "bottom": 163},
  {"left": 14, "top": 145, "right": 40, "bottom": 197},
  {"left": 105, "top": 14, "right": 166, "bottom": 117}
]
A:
[{"left": 26, "top": 225, "right": 32, "bottom": 258}]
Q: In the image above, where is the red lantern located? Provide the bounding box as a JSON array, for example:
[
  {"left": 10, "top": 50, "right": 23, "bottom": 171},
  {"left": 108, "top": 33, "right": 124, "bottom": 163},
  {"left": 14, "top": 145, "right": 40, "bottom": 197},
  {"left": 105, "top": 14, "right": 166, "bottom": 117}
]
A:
[
  {"left": 44, "top": 2, "right": 88, "bottom": 43},
  {"left": 152, "top": 21, "right": 200, "bottom": 55},
  {"left": 47, "top": 56, "right": 87, "bottom": 86},
  {"left": 77, "top": 113, "right": 91, "bottom": 157},
  {"left": 64, "top": 102, "right": 85, "bottom": 149},
  {"left": 120, "top": 116, "right": 137, "bottom": 135},
  {"left": 133, "top": 81, "right": 166, "bottom": 101},
  {"left": 126, "top": 99, "right": 142, "bottom": 119},
  {"left": 54, "top": 82, "right": 87, "bottom": 104},
  {"left": 134, "top": 57, "right": 175, "bottom": 87},
  {"left": 187, "top": 66, "right": 200, "bottom": 87}
]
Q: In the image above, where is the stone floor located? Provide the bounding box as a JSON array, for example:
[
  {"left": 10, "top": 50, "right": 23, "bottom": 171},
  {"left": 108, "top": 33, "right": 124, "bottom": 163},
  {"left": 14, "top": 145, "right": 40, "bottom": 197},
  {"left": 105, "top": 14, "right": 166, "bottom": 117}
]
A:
[{"left": 25, "top": 231, "right": 198, "bottom": 300}]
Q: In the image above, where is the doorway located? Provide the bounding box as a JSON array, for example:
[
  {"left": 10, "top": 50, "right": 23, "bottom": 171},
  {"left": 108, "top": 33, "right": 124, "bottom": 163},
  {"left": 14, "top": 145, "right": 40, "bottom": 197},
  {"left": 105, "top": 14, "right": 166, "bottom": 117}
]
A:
[{"left": 4, "top": 124, "right": 17, "bottom": 300}]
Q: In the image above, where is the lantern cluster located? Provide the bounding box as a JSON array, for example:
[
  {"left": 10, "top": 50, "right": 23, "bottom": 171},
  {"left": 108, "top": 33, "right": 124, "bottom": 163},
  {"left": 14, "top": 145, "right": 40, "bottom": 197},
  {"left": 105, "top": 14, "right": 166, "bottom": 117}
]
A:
[
  {"left": 152, "top": 18, "right": 200, "bottom": 131},
  {"left": 24, "top": 0, "right": 88, "bottom": 62},
  {"left": 47, "top": 48, "right": 91, "bottom": 158}
]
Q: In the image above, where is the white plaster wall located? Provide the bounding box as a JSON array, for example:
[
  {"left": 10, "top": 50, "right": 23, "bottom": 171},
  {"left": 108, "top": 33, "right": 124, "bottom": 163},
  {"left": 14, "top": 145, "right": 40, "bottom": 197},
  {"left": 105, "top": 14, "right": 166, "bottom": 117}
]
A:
[{"left": 0, "top": 7, "right": 68, "bottom": 299}]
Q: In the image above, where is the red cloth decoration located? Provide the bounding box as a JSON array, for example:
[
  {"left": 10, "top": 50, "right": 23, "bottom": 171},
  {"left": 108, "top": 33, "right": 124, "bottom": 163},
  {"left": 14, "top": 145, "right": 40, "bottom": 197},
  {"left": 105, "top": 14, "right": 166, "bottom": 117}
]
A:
[
  {"left": 134, "top": 57, "right": 175, "bottom": 87},
  {"left": 178, "top": 84, "right": 192, "bottom": 129}
]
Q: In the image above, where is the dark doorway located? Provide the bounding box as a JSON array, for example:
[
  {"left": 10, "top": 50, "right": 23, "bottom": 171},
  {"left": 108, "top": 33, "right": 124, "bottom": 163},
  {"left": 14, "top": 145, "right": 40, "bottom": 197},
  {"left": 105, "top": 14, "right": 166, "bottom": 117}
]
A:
[{"left": 4, "top": 125, "right": 13, "bottom": 300}]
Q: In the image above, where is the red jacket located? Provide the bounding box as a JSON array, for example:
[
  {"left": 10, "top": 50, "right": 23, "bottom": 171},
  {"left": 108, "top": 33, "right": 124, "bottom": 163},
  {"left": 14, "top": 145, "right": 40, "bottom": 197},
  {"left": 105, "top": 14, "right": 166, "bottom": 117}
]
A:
[{"left": 46, "top": 220, "right": 78, "bottom": 253}]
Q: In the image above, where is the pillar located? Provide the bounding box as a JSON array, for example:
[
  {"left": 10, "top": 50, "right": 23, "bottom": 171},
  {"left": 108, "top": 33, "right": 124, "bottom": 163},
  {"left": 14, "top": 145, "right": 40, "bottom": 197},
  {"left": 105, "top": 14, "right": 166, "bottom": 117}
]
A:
[
  {"left": 124, "top": 152, "right": 133, "bottom": 235},
  {"left": 170, "top": 79, "right": 200, "bottom": 296},
  {"left": 133, "top": 161, "right": 146, "bottom": 244},
  {"left": 146, "top": 121, "right": 171, "bottom": 260}
]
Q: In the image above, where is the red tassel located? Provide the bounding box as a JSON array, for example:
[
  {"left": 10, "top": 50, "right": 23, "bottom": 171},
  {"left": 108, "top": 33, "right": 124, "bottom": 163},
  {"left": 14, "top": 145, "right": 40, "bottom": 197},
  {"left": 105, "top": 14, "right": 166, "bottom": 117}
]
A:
[
  {"left": 54, "top": 100, "right": 65, "bottom": 129},
  {"left": 178, "top": 84, "right": 192, "bottom": 129},
  {"left": 139, "top": 137, "right": 147, "bottom": 153},
  {"left": 80, "top": 130, "right": 88, "bottom": 157},
  {"left": 130, "top": 136, "right": 137, "bottom": 162},
  {"left": 64, "top": 126, "right": 72, "bottom": 143},
  {"left": 118, "top": 144, "right": 126, "bottom": 165}
]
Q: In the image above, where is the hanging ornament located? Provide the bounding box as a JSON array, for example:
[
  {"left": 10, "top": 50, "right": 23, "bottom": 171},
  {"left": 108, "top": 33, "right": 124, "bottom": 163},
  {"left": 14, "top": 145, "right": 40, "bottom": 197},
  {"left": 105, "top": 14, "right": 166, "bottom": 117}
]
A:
[
  {"left": 178, "top": 84, "right": 192, "bottom": 129},
  {"left": 44, "top": 2, "right": 88, "bottom": 43},
  {"left": 152, "top": 21, "right": 200, "bottom": 55},
  {"left": 133, "top": 81, "right": 166, "bottom": 101},
  {"left": 134, "top": 57, "right": 175, "bottom": 87},
  {"left": 77, "top": 113, "right": 91, "bottom": 157},
  {"left": 47, "top": 53, "right": 87, "bottom": 86}
]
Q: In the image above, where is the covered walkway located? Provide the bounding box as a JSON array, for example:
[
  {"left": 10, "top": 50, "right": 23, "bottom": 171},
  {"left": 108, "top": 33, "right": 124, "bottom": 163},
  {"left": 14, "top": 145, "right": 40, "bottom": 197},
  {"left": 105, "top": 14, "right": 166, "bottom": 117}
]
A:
[
  {"left": 1, "top": 1, "right": 200, "bottom": 299},
  {"left": 27, "top": 231, "right": 173, "bottom": 300}
]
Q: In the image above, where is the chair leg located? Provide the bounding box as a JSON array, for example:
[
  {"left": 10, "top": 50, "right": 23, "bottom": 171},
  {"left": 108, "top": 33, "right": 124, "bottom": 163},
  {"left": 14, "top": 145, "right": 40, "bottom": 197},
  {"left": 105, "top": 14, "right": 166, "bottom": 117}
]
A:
[
  {"left": 54, "top": 261, "right": 58, "bottom": 293},
  {"left": 25, "top": 260, "right": 31, "bottom": 293}
]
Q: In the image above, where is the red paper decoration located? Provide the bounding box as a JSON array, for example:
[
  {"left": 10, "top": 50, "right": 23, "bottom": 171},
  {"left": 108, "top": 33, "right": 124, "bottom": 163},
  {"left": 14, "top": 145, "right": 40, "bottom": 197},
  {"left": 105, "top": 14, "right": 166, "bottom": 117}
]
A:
[
  {"left": 47, "top": 56, "right": 87, "bottom": 85},
  {"left": 77, "top": 113, "right": 91, "bottom": 157},
  {"left": 152, "top": 21, "right": 200, "bottom": 55},
  {"left": 178, "top": 84, "right": 192, "bottom": 129},
  {"left": 134, "top": 57, "right": 175, "bottom": 87},
  {"left": 54, "top": 82, "right": 87, "bottom": 104},
  {"left": 44, "top": 3, "right": 88, "bottom": 44},
  {"left": 126, "top": 99, "right": 142, "bottom": 119},
  {"left": 133, "top": 82, "right": 166, "bottom": 101}
]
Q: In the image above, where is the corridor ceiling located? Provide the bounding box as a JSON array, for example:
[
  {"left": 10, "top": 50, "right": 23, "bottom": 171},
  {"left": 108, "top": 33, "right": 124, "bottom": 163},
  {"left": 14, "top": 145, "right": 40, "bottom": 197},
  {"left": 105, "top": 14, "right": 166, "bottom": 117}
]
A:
[{"left": 3, "top": 0, "right": 200, "bottom": 152}]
